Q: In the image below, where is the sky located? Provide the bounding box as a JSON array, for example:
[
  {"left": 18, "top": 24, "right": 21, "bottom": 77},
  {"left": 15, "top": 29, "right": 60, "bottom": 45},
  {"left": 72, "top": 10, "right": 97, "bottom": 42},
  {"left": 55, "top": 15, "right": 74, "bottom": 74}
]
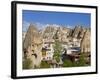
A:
[{"left": 22, "top": 10, "right": 91, "bottom": 32}]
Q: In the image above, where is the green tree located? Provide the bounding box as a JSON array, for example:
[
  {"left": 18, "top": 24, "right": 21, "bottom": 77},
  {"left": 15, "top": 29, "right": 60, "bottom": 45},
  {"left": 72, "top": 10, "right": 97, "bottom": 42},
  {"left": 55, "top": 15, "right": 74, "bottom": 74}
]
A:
[{"left": 53, "top": 40, "right": 62, "bottom": 63}]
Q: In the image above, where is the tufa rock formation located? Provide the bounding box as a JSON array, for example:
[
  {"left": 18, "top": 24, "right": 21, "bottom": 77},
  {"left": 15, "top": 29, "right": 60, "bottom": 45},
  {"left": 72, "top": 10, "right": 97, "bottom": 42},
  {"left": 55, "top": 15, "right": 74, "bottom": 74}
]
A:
[
  {"left": 43, "top": 25, "right": 57, "bottom": 39},
  {"left": 80, "top": 29, "right": 91, "bottom": 53},
  {"left": 23, "top": 24, "right": 43, "bottom": 68}
]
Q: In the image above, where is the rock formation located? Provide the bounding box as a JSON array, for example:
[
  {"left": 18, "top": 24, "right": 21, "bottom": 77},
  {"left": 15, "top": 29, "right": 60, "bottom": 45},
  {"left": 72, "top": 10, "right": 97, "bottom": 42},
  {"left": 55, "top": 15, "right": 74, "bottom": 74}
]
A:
[
  {"left": 43, "top": 25, "right": 57, "bottom": 39},
  {"left": 80, "top": 29, "right": 91, "bottom": 53},
  {"left": 23, "top": 24, "right": 43, "bottom": 68}
]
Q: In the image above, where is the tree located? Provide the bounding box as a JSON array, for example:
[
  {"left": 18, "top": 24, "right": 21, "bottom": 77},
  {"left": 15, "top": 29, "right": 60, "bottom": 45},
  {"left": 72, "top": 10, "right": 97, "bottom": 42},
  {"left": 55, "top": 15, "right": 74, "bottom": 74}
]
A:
[{"left": 53, "top": 40, "right": 62, "bottom": 63}]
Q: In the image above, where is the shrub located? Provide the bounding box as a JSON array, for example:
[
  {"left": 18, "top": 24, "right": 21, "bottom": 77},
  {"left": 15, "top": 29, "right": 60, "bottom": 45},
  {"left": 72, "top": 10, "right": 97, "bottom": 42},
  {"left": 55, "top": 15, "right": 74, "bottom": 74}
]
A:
[
  {"left": 77, "top": 53, "right": 86, "bottom": 66},
  {"left": 62, "top": 59, "right": 73, "bottom": 67},
  {"left": 23, "top": 58, "right": 33, "bottom": 69},
  {"left": 40, "top": 61, "right": 50, "bottom": 68}
]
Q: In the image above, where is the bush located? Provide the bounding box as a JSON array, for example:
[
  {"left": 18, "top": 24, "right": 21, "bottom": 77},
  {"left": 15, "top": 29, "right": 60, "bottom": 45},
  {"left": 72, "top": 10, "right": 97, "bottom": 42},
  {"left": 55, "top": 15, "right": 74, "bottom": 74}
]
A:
[
  {"left": 62, "top": 60, "right": 73, "bottom": 67},
  {"left": 40, "top": 61, "right": 50, "bottom": 68},
  {"left": 62, "top": 53, "right": 87, "bottom": 67},
  {"left": 77, "top": 53, "right": 86, "bottom": 66},
  {"left": 23, "top": 58, "right": 33, "bottom": 69},
  {"left": 55, "top": 57, "right": 60, "bottom": 63}
]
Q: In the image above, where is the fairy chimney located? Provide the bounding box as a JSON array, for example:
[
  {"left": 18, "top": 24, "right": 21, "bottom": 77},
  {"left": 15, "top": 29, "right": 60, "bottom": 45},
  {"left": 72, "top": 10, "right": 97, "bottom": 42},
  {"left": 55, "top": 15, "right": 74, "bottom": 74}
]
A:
[
  {"left": 81, "top": 29, "right": 91, "bottom": 53},
  {"left": 23, "top": 24, "right": 43, "bottom": 68}
]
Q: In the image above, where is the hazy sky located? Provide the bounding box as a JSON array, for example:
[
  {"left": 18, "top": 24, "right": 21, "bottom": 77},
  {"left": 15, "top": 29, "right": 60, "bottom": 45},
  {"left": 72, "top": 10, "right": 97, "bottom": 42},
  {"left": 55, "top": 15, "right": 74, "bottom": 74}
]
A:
[{"left": 22, "top": 10, "right": 91, "bottom": 32}]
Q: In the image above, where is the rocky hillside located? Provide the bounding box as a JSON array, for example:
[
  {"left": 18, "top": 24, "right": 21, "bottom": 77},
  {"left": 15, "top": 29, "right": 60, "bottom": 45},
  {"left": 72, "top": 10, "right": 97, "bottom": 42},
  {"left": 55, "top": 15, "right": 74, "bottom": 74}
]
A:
[
  {"left": 23, "top": 23, "right": 91, "bottom": 53},
  {"left": 23, "top": 24, "right": 90, "bottom": 43},
  {"left": 42, "top": 25, "right": 90, "bottom": 42},
  {"left": 42, "top": 25, "right": 57, "bottom": 39}
]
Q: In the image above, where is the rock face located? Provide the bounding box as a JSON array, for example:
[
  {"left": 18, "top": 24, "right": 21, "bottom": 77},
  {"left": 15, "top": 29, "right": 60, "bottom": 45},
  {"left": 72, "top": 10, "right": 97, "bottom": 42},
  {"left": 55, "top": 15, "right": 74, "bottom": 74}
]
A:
[
  {"left": 23, "top": 24, "right": 42, "bottom": 49},
  {"left": 43, "top": 26, "right": 72, "bottom": 42},
  {"left": 23, "top": 24, "right": 43, "bottom": 68},
  {"left": 43, "top": 25, "right": 57, "bottom": 39},
  {"left": 71, "top": 26, "right": 86, "bottom": 39},
  {"left": 80, "top": 29, "right": 91, "bottom": 53},
  {"left": 57, "top": 27, "right": 71, "bottom": 42},
  {"left": 72, "top": 26, "right": 81, "bottom": 38}
]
